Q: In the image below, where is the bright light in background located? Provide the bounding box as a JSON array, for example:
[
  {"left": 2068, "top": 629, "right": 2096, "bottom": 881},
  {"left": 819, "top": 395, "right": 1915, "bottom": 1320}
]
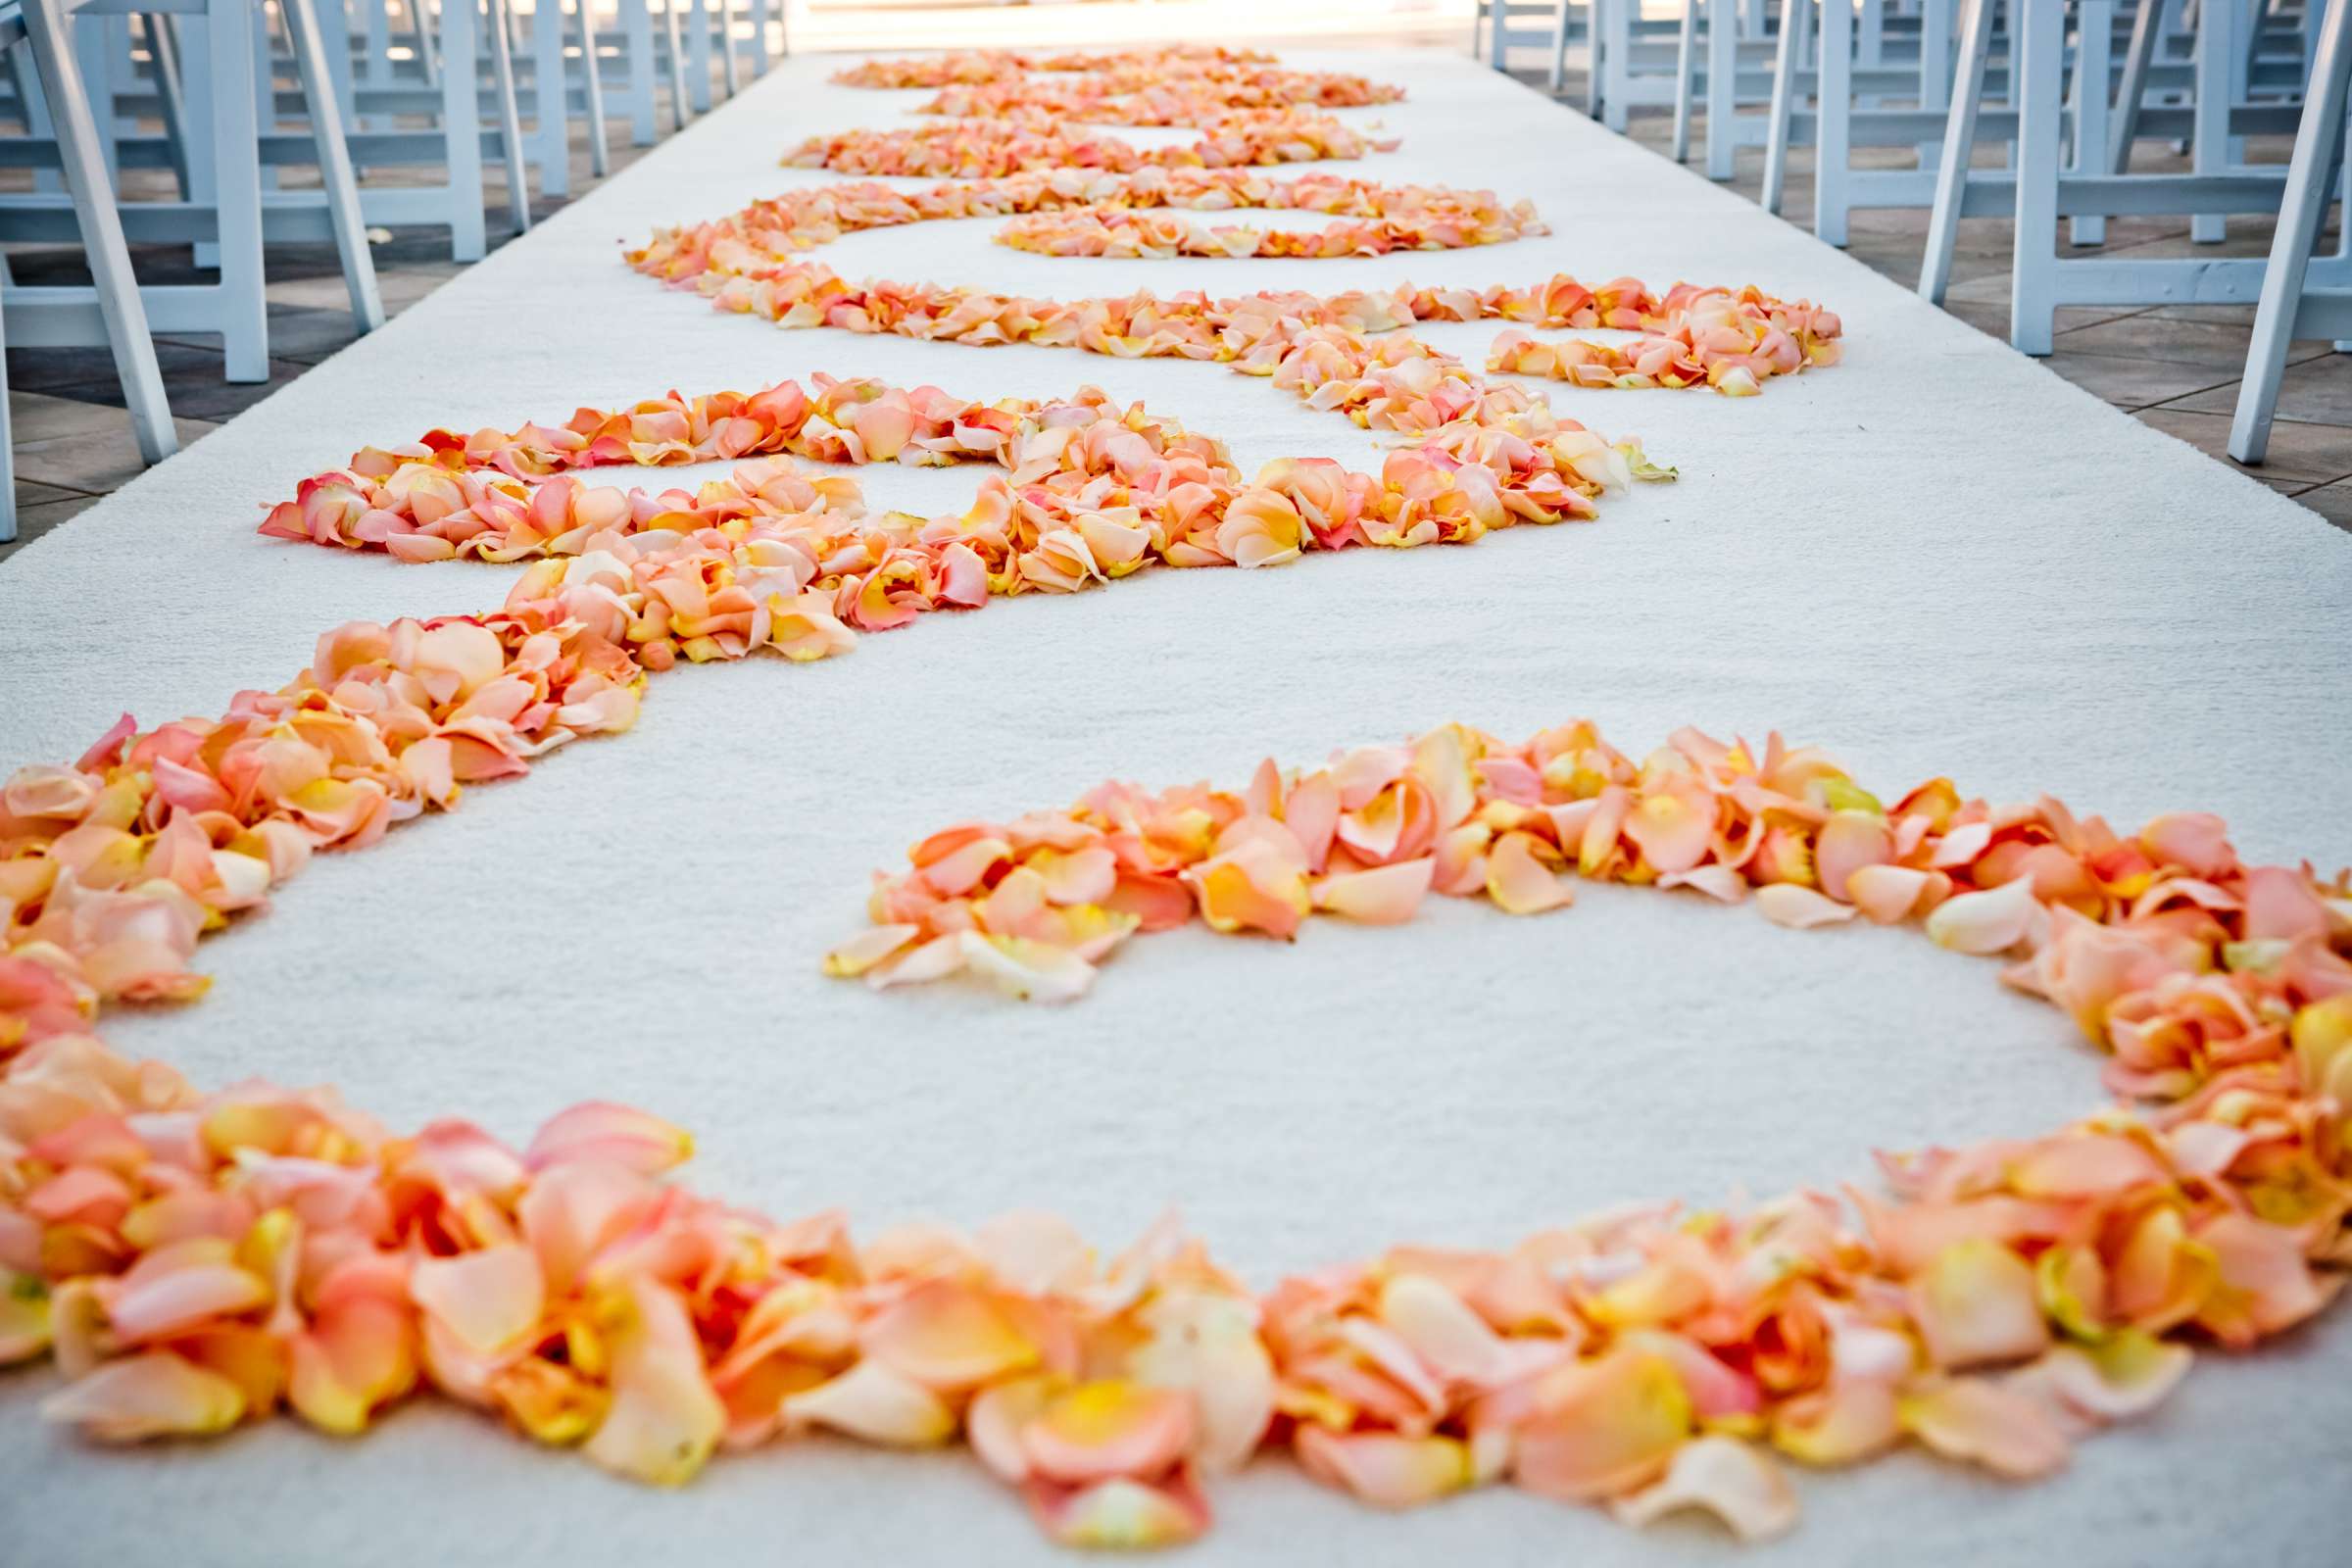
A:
[{"left": 784, "top": 0, "right": 1477, "bottom": 51}]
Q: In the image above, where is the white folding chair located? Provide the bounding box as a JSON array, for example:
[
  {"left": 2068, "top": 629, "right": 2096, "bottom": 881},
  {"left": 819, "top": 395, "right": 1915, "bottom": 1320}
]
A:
[
  {"left": 1703, "top": 0, "right": 1799, "bottom": 177},
  {"left": 0, "top": 0, "right": 176, "bottom": 543},
  {"left": 525, "top": 0, "right": 608, "bottom": 197},
  {"left": 2230, "top": 0, "right": 2351, "bottom": 462},
  {"left": 1478, "top": 0, "right": 1572, "bottom": 74},
  {"left": 1760, "top": 0, "right": 1984, "bottom": 241},
  {"left": 294, "top": 0, "right": 523, "bottom": 261},
  {"left": 1925, "top": 0, "right": 2348, "bottom": 353},
  {"left": 1593, "top": 0, "right": 1757, "bottom": 132},
  {"left": 4, "top": 0, "right": 283, "bottom": 378}
]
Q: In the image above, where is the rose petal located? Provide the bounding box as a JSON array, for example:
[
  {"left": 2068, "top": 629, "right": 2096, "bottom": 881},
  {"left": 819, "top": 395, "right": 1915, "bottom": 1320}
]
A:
[
  {"left": 861, "top": 1279, "right": 1040, "bottom": 1391},
  {"left": 1023, "top": 1466, "right": 1211, "bottom": 1549},
  {"left": 1310, "top": 858, "right": 1436, "bottom": 924},
  {"left": 1513, "top": 1349, "right": 1692, "bottom": 1501},
  {"left": 1023, "top": 1381, "right": 1195, "bottom": 1485},
  {"left": 523, "top": 1102, "right": 693, "bottom": 1176},
  {"left": 1899, "top": 1374, "right": 2070, "bottom": 1479},
  {"left": 1486, "top": 830, "right": 1574, "bottom": 915},
  {"left": 583, "top": 1277, "right": 724, "bottom": 1486},
  {"left": 1609, "top": 1434, "right": 1798, "bottom": 1542},
  {"left": 1909, "top": 1239, "right": 2051, "bottom": 1369},
  {"left": 782, "top": 1357, "right": 956, "bottom": 1446},
  {"left": 1296, "top": 1425, "right": 1474, "bottom": 1509},
  {"left": 1926, "top": 876, "right": 2045, "bottom": 956},
  {"left": 43, "top": 1350, "right": 246, "bottom": 1441},
  {"left": 409, "top": 1245, "right": 545, "bottom": 1359},
  {"left": 1754, "top": 884, "right": 1859, "bottom": 929}
]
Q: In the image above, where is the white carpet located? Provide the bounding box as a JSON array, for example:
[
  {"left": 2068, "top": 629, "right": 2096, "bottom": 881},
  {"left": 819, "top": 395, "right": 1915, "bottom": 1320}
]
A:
[{"left": 2, "top": 44, "right": 2348, "bottom": 1568}]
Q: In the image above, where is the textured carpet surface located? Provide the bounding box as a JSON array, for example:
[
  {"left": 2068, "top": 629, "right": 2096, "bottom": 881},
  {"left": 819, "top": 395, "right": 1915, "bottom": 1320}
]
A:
[{"left": 1, "top": 45, "right": 2347, "bottom": 1568}]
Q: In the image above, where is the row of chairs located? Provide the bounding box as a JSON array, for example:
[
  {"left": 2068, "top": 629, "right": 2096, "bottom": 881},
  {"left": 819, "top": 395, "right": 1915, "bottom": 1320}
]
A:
[
  {"left": 1478, "top": 0, "right": 2349, "bottom": 470},
  {"left": 1, "top": 0, "right": 784, "bottom": 541}
]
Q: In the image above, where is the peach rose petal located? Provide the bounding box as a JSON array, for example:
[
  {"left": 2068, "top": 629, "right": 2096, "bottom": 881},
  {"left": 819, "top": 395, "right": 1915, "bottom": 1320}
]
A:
[
  {"left": 956, "top": 932, "right": 1098, "bottom": 1003},
  {"left": 1848, "top": 863, "right": 1937, "bottom": 924},
  {"left": 1311, "top": 858, "right": 1436, "bottom": 924},
  {"left": 1909, "top": 1239, "right": 2051, "bottom": 1370},
  {"left": 1926, "top": 876, "right": 2045, "bottom": 956},
  {"left": 2033, "top": 1332, "right": 2193, "bottom": 1424},
  {"left": 1296, "top": 1425, "right": 1475, "bottom": 1509},
  {"left": 1, "top": 1271, "right": 52, "bottom": 1363},
  {"left": 43, "top": 1351, "right": 248, "bottom": 1441},
  {"left": 1024, "top": 1467, "right": 1212, "bottom": 1549},
  {"left": 523, "top": 1102, "right": 694, "bottom": 1176},
  {"left": 1022, "top": 1381, "right": 1196, "bottom": 1484},
  {"left": 1486, "top": 830, "right": 1574, "bottom": 915},
  {"left": 1608, "top": 1435, "right": 1799, "bottom": 1543},
  {"left": 1513, "top": 1349, "right": 1692, "bottom": 1502},
  {"left": 409, "top": 1245, "right": 545, "bottom": 1358},
  {"left": 1754, "top": 884, "right": 1858, "bottom": 930},
  {"left": 822, "top": 923, "right": 921, "bottom": 978},
  {"left": 584, "top": 1277, "right": 725, "bottom": 1486},
  {"left": 784, "top": 1358, "right": 956, "bottom": 1447},
  {"left": 1898, "top": 1376, "right": 2071, "bottom": 1479},
  {"left": 861, "top": 1279, "right": 1040, "bottom": 1391}
]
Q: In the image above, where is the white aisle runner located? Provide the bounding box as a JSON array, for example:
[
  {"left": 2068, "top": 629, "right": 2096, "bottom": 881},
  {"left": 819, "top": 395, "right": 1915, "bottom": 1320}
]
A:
[{"left": 0, "top": 46, "right": 2346, "bottom": 1568}]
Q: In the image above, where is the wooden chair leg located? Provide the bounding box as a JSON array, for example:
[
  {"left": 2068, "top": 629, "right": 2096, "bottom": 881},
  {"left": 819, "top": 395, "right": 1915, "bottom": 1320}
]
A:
[
  {"left": 285, "top": 0, "right": 384, "bottom": 330},
  {"left": 1548, "top": 0, "right": 1572, "bottom": 93},
  {"left": 20, "top": 0, "right": 177, "bottom": 465},
  {"left": 1918, "top": 0, "right": 1996, "bottom": 302},
  {"left": 2230, "top": 0, "right": 2351, "bottom": 462}
]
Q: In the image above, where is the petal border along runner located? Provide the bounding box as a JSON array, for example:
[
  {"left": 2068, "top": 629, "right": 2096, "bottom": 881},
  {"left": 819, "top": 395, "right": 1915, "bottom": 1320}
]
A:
[{"left": 3, "top": 40, "right": 2345, "bottom": 1558}]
